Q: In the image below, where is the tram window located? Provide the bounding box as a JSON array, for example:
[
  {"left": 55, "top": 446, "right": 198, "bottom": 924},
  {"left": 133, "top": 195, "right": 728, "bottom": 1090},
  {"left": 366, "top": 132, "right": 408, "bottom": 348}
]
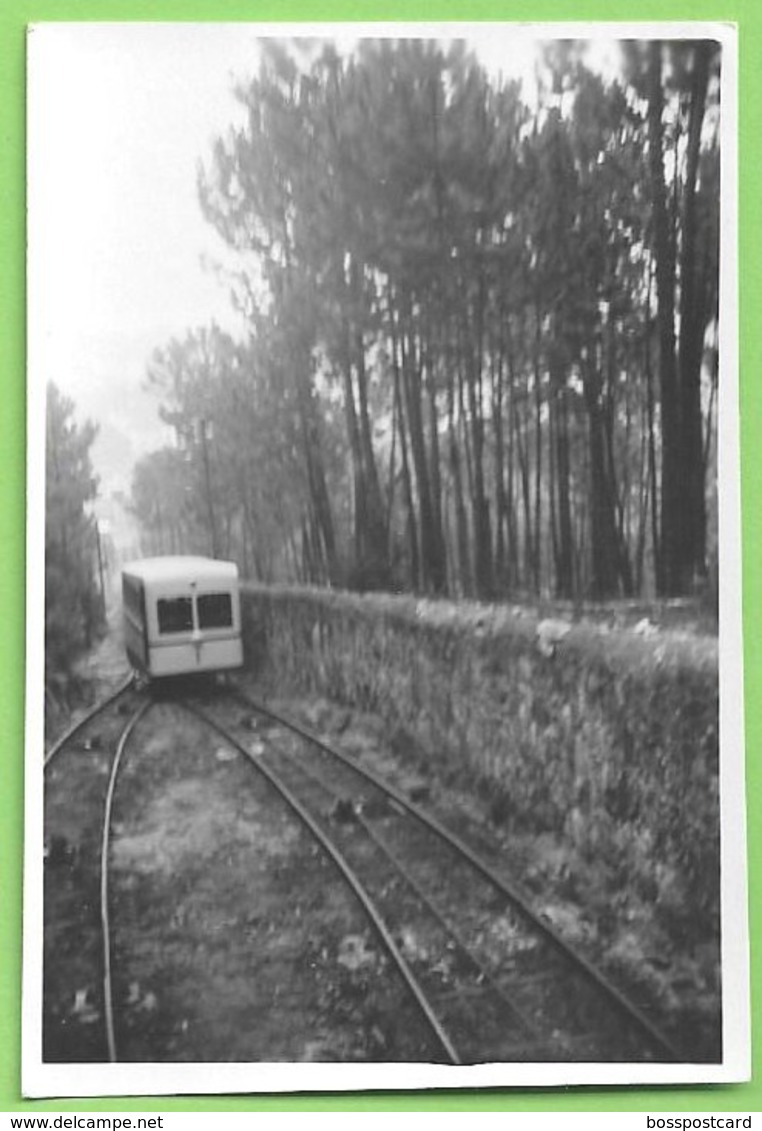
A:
[
  {"left": 157, "top": 597, "right": 193, "bottom": 634},
  {"left": 197, "top": 592, "right": 233, "bottom": 629}
]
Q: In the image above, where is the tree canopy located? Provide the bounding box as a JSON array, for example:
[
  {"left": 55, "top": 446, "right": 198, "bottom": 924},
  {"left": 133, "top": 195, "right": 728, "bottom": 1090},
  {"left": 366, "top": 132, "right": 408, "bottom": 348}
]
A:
[{"left": 133, "top": 37, "right": 721, "bottom": 602}]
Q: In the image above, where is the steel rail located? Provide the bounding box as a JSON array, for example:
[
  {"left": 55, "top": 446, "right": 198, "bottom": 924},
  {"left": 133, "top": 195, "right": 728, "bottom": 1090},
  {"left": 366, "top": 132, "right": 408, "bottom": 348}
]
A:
[
  {"left": 99, "top": 699, "right": 154, "bottom": 1063},
  {"left": 230, "top": 686, "right": 681, "bottom": 1063},
  {"left": 355, "top": 814, "right": 552, "bottom": 1051},
  {"left": 182, "top": 701, "right": 462, "bottom": 1066},
  {"left": 252, "top": 724, "right": 546, "bottom": 1051},
  {"left": 44, "top": 674, "right": 136, "bottom": 769}
]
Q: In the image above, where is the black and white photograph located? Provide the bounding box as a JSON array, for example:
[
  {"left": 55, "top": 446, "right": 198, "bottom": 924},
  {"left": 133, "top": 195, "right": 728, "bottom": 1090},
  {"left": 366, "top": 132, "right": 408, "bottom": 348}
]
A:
[{"left": 24, "top": 22, "right": 748, "bottom": 1095}]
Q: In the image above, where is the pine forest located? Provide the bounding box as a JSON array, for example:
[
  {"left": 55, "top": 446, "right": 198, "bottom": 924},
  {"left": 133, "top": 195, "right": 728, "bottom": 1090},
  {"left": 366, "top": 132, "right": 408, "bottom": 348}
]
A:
[{"left": 129, "top": 37, "right": 722, "bottom": 605}]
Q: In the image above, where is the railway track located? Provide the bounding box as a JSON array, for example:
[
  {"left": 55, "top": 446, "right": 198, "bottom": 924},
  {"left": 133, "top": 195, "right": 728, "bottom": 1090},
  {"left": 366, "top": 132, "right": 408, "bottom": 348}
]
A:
[
  {"left": 43, "top": 682, "right": 152, "bottom": 1062},
  {"left": 190, "top": 685, "right": 681, "bottom": 1064},
  {"left": 43, "top": 678, "right": 681, "bottom": 1065},
  {"left": 44, "top": 682, "right": 440, "bottom": 1062},
  {"left": 44, "top": 674, "right": 136, "bottom": 769}
]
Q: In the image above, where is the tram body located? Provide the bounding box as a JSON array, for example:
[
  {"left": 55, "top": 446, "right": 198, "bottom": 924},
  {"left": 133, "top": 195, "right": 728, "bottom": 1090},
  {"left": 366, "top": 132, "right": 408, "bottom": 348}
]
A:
[{"left": 122, "top": 556, "right": 243, "bottom": 678}]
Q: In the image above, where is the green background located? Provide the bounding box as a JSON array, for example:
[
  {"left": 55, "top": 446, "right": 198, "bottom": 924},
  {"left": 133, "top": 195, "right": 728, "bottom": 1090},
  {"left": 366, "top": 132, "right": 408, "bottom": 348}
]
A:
[{"left": 1, "top": 0, "right": 759, "bottom": 1113}]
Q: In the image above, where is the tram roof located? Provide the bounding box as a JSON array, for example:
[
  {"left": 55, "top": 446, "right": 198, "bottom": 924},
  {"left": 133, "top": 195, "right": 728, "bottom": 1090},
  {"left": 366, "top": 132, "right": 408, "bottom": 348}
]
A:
[{"left": 122, "top": 556, "right": 239, "bottom": 585}]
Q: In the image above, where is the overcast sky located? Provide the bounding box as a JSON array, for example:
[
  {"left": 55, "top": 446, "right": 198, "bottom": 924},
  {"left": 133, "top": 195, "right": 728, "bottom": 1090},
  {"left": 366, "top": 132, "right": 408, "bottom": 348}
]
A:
[
  {"left": 28, "top": 23, "right": 621, "bottom": 495},
  {"left": 29, "top": 25, "right": 259, "bottom": 431}
]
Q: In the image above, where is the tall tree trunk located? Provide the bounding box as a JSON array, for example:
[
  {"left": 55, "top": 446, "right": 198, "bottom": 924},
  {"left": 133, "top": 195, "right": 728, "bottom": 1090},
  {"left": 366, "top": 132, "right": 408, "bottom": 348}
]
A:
[
  {"left": 353, "top": 320, "right": 391, "bottom": 588},
  {"left": 463, "top": 285, "right": 493, "bottom": 600},
  {"left": 648, "top": 40, "right": 683, "bottom": 595},
  {"left": 423, "top": 329, "right": 446, "bottom": 589},
  {"left": 447, "top": 351, "right": 471, "bottom": 597},
  {"left": 532, "top": 304, "right": 544, "bottom": 593},
  {"left": 492, "top": 349, "right": 508, "bottom": 592},
  {"left": 295, "top": 357, "right": 339, "bottom": 586},
  {"left": 550, "top": 347, "right": 574, "bottom": 598},
  {"left": 400, "top": 296, "right": 445, "bottom": 594},
  {"left": 514, "top": 383, "right": 533, "bottom": 592},
  {"left": 388, "top": 293, "right": 420, "bottom": 589},
  {"left": 339, "top": 319, "right": 366, "bottom": 567},
  {"left": 678, "top": 41, "right": 712, "bottom": 584},
  {"left": 503, "top": 313, "right": 520, "bottom": 592},
  {"left": 602, "top": 320, "right": 634, "bottom": 596},
  {"left": 584, "top": 354, "right": 622, "bottom": 599},
  {"left": 644, "top": 271, "right": 661, "bottom": 593}
]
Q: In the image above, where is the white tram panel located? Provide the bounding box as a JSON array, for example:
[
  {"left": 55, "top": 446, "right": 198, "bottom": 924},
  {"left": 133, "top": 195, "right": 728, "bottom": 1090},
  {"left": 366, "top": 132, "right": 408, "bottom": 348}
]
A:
[{"left": 122, "top": 555, "right": 244, "bottom": 677}]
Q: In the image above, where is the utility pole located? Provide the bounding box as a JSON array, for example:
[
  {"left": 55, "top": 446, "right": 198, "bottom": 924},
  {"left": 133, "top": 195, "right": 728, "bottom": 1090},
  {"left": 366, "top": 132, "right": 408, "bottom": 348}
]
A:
[{"left": 198, "top": 418, "right": 219, "bottom": 558}]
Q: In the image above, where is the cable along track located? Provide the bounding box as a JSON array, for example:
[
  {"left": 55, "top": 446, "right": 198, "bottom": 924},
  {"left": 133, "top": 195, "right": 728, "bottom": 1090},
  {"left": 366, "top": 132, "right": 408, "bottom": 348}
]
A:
[{"left": 215, "top": 686, "right": 681, "bottom": 1065}]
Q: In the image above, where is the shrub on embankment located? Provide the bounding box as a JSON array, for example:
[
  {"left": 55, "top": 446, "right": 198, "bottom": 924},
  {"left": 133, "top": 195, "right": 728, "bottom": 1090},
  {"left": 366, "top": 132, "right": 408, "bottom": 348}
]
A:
[{"left": 241, "top": 585, "right": 720, "bottom": 939}]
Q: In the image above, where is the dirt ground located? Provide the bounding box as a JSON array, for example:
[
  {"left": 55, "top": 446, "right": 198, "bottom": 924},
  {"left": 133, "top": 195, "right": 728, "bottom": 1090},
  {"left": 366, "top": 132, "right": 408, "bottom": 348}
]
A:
[
  {"left": 278, "top": 691, "right": 721, "bottom": 1062},
  {"left": 44, "top": 649, "right": 443, "bottom": 1062},
  {"left": 42, "top": 626, "right": 722, "bottom": 1064}
]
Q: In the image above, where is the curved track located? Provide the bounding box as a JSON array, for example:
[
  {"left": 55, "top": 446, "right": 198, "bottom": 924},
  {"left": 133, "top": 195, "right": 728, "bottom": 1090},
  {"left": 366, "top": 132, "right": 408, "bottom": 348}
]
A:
[
  {"left": 46, "top": 684, "right": 455, "bottom": 1063},
  {"left": 182, "top": 700, "right": 462, "bottom": 1063},
  {"left": 44, "top": 686, "right": 153, "bottom": 1063},
  {"left": 219, "top": 685, "right": 682, "bottom": 1063},
  {"left": 44, "top": 675, "right": 136, "bottom": 769},
  {"left": 99, "top": 699, "right": 154, "bottom": 1061},
  {"left": 43, "top": 675, "right": 682, "bottom": 1064}
]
